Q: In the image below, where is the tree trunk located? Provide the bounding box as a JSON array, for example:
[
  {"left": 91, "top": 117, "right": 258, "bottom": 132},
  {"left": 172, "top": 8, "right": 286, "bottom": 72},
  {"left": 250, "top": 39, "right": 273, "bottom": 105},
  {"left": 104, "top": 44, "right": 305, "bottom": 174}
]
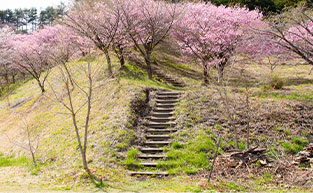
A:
[
  {"left": 145, "top": 50, "right": 153, "bottom": 79},
  {"left": 217, "top": 63, "right": 225, "bottom": 83},
  {"left": 40, "top": 85, "right": 45, "bottom": 93},
  {"left": 36, "top": 79, "right": 45, "bottom": 93},
  {"left": 71, "top": 113, "right": 89, "bottom": 174},
  {"left": 120, "top": 54, "right": 125, "bottom": 69},
  {"left": 4, "top": 73, "right": 9, "bottom": 84},
  {"left": 62, "top": 63, "right": 74, "bottom": 86},
  {"left": 114, "top": 46, "right": 125, "bottom": 69},
  {"left": 104, "top": 50, "right": 113, "bottom": 77},
  {"left": 12, "top": 75, "right": 15, "bottom": 84},
  {"left": 203, "top": 64, "right": 209, "bottom": 84}
]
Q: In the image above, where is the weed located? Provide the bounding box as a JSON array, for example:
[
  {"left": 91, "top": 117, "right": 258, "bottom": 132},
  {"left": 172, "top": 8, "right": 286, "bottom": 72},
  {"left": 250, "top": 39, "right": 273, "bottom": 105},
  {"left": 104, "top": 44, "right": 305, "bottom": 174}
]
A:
[
  {"left": 238, "top": 142, "right": 246, "bottom": 150},
  {"left": 299, "top": 163, "right": 311, "bottom": 168},
  {"left": 124, "top": 149, "right": 141, "bottom": 169},
  {"left": 228, "top": 141, "right": 246, "bottom": 150},
  {"left": 172, "top": 142, "right": 184, "bottom": 149},
  {"left": 127, "top": 149, "right": 138, "bottom": 159},
  {"left": 215, "top": 124, "right": 223, "bottom": 131},
  {"left": 280, "top": 137, "right": 308, "bottom": 154},
  {"left": 284, "top": 129, "right": 291, "bottom": 136},
  {"left": 116, "top": 143, "right": 128, "bottom": 150},
  {"left": 292, "top": 136, "right": 308, "bottom": 146}
]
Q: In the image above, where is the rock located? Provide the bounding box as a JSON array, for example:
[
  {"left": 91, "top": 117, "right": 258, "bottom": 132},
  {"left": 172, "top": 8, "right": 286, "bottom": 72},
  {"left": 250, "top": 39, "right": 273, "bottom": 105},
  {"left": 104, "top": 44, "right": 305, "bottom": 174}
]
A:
[{"left": 260, "top": 160, "right": 267, "bottom": 166}]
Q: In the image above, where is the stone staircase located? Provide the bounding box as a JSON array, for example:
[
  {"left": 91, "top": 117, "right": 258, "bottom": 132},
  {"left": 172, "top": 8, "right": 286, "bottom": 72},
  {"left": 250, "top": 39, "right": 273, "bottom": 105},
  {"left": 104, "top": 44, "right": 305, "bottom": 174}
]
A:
[
  {"left": 129, "top": 90, "right": 182, "bottom": 177},
  {"left": 154, "top": 69, "right": 185, "bottom": 88}
]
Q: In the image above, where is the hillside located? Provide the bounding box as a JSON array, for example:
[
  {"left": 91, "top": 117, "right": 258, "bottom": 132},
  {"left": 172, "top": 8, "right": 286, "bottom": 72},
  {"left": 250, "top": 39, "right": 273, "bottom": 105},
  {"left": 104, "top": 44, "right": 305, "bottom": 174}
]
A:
[{"left": 0, "top": 45, "right": 312, "bottom": 192}]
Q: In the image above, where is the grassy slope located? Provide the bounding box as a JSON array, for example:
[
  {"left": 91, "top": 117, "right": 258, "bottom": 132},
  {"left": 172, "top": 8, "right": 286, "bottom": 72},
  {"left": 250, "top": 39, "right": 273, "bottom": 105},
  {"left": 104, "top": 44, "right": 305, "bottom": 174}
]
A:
[
  {"left": 0, "top": 54, "right": 188, "bottom": 191},
  {"left": 0, "top": 49, "right": 312, "bottom": 192},
  {"left": 158, "top": 60, "right": 313, "bottom": 191}
]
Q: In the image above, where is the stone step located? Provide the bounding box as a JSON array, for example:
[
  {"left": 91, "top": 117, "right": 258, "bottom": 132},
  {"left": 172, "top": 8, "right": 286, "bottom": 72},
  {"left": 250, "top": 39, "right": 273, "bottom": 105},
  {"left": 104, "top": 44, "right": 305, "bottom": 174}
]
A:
[
  {"left": 173, "top": 83, "right": 184, "bottom": 86},
  {"left": 156, "top": 104, "right": 175, "bottom": 108},
  {"left": 156, "top": 75, "right": 167, "bottom": 78},
  {"left": 156, "top": 99, "right": 179, "bottom": 104},
  {"left": 146, "top": 135, "right": 172, "bottom": 140},
  {"left": 147, "top": 122, "right": 175, "bottom": 129},
  {"left": 150, "top": 112, "right": 174, "bottom": 117},
  {"left": 140, "top": 162, "right": 158, "bottom": 167},
  {"left": 129, "top": 172, "right": 168, "bottom": 176},
  {"left": 138, "top": 154, "right": 167, "bottom": 159},
  {"left": 144, "top": 141, "right": 171, "bottom": 147},
  {"left": 163, "top": 78, "right": 175, "bottom": 82},
  {"left": 140, "top": 147, "right": 164, "bottom": 153},
  {"left": 146, "top": 128, "right": 177, "bottom": 134},
  {"left": 149, "top": 116, "right": 175, "bottom": 122},
  {"left": 156, "top": 95, "right": 180, "bottom": 100},
  {"left": 153, "top": 108, "right": 175, "bottom": 113},
  {"left": 157, "top": 92, "right": 182, "bottom": 96}
]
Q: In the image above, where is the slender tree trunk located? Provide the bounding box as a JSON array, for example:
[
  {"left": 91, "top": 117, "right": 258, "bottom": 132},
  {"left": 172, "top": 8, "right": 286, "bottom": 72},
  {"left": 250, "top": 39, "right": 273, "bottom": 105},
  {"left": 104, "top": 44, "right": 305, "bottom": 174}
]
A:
[
  {"left": 208, "top": 135, "right": 222, "bottom": 183},
  {"left": 26, "top": 126, "right": 37, "bottom": 166},
  {"left": 245, "top": 91, "right": 250, "bottom": 149},
  {"left": 217, "top": 65, "right": 224, "bottom": 83},
  {"left": 71, "top": 108, "right": 89, "bottom": 172},
  {"left": 62, "top": 62, "right": 74, "bottom": 86},
  {"left": 4, "top": 73, "right": 9, "bottom": 84},
  {"left": 12, "top": 75, "right": 15, "bottom": 84},
  {"left": 114, "top": 46, "right": 125, "bottom": 69},
  {"left": 145, "top": 50, "right": 153, "bottom": 79},
  {"left": 119, "top": 53, "right": 125, "bottom": 69},
  {"left": 217, "top": 61, "right": 227, "bottom": 83},
  {"left": 36, "top": 79, "right": 45, "bottom": 93},
  {"left": 203, "top": 64, "right": 208, "bottom": 84},
  {"left": 104, "top": 50, "right": 113, "bottom": 77}
]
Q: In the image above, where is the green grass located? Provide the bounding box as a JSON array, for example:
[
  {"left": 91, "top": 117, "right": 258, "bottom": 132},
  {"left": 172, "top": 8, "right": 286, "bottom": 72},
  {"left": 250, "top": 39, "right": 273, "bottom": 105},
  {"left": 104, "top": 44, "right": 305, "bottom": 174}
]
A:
[
  {"left": 0, "top": 153, "right": 29, "bottom": 167},
  {"left": 156, "top": 130, "right": 218, "bottom": 175},
  {"left": 118, "top": 63, "right": 185, "bottom": 91},
  {"left": 228, "top": 141, "right": 246, "bottom": 150},
  {"left": 124, "top": 149, "right": 141, "bottom": 169},
  {"left": 257, "top": 92, "right": 313, "bottom": 102},
  {"left": 161, "top": 61, "right": 194, "bottom": 71},
  {"left": 280, "top": 137, "right": 308, "bottom": 154},
  {"left": 0, "top": 78, "right": 32, "bottom": 97}
]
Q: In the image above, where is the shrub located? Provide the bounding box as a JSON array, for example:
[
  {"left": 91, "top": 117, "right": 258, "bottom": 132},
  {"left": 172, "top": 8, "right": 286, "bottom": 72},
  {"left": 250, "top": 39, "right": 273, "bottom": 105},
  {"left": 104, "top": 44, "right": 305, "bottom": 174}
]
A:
[{"left": 269, "top": 75, "right": 284, "bottom": 89}]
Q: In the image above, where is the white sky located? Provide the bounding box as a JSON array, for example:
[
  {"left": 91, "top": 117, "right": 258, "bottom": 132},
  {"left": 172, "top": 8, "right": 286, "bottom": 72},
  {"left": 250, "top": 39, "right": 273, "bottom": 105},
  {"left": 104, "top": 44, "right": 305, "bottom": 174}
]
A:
[{"left": 0, "top": 0, "right": 72, "bottom": 10}]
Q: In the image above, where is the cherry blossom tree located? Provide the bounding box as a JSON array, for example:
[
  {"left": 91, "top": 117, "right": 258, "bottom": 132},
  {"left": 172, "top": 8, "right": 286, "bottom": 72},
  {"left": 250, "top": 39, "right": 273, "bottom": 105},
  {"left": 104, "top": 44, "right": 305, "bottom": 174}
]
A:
[
  {"left": 12, "top": 33, "right": 52, "bottom": 93},
  {"left": 44, "top": 25, "right": 89, "bottom": 86},
  {"left": 237, "top": 33, "right": 292, "bottom": 73},
  {"left": 65, "top": 1, "right": 121, "bottom": 76},
  {"left": 0, "top": 26, "right": 17, "bottom": 84},
  {"left": 117, "top": 0, "right": 179, "bottom": 79},
  {"left": 173, "top": 2, "right": 264, "bottom": 83},
  {"left": 262, "top": 5, "right": 312, "bottom": 68}
]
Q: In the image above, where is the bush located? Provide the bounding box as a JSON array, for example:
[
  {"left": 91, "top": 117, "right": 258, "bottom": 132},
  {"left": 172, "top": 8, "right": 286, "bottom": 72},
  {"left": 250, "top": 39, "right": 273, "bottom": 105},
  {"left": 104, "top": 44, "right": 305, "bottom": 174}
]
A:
[{"left": 269, "top": 75, "right": 284, "bottom": 89}]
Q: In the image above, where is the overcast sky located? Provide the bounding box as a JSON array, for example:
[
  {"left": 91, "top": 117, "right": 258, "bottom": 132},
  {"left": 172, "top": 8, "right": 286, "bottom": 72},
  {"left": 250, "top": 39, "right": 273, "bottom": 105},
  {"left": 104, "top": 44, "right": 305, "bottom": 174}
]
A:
[{"left": 0, "top": 0, "right": 72, "bottom": 10}]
